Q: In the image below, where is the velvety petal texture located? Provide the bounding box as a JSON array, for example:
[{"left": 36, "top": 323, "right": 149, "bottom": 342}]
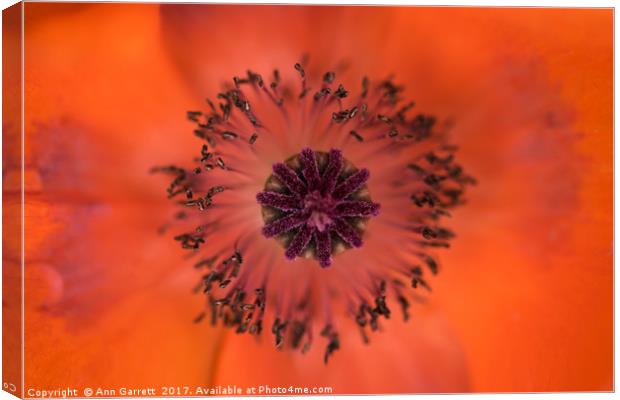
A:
[{"left": 11, "top": 3, "right": 612, "bottom": 395}]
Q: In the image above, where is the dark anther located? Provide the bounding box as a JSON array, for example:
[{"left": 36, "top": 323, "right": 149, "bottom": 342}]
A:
[
  {"left": 247, "top": 113, "right": 259, "bottom": 126},
  {"left": 431, "top": 209, "right": 451, "bottom": 219},
  {"left": 319, "top": 325, "right": 340, "bottom": 364},
  {"left": 193, "top": 312, "right": 206, "bottom": 323},
  {"left": 433, "top": 227, "right": 455, "bottom": 240},
  {"left": 203, "top": 271, "right": 221, "bottom": 293},
  {"left": 185, "top": 197, "right": 208, "bottom": 210},
  {"left": 220, "top": 103, "right": 231, "bottom": 121},
  {"left": 407, "top": 163, "right": 426, "bottom": 174},
  {"left": 397, "top": 296, "right": 410, "bottom": 321},
  {"left": 359, "top": 328, "right": 370, "bottom": 344},
  {"left": 395, "top": 102, "right": 415, "bottom": 123},
  {"left": 270, "top": 69, "right": 281, "bottom": 89},
  {"left": 250, "top": 320, "right": 263, "bottom": 335},
  {"left": 214, "top": 298, "right": 230, "bottom": 306},
  {"left": 233, "top": 76, "right": 249, "bottom": 86},
  {"left": 418, "top": 241, "right": 450, "bottom": 249},
  {"left": 301, "top": 342, "right": 312, "bottom": 354},
  {"left": 150, "top": 165, "right": 190, "bottom": 199},
  {"left": 424, "top": 173, "right": 447, "bottom": 188},
  {"left": 426, "top": 151, "right": 454, "bottom": 165},
  {"left": 187, "top": 111, "right": 202, "bottom": 122},
  {"left": 421, "top": 226, "right": 437, "bottom": 240},
  {"left": 332, "top": 110, "right": 348, "bottom": 123},
  {"left": 149, "top": 165, "right": 185, "bottom": 175},
  {"left": 410, "top": 114, "right": 436, "bottom": 139},
  {"left": 425, "top": 256, "right": 439, "bottom": 275},
  {"left": 200, "top": 144, "right": 211, "bottom": 160},
  {"left": 272, "top": 318, "right": 288, "bottom": 348},
  {"left": 194, "top": 129, "right": 216, "bottom": 146},
  {"left": 324, "top": 334, "right": 340, "bottom": 364},
  {"left": 206, "top": 98, "right": 217, "bottom": 112},
  {"left": 207, "top": 186, "right": 225, "bottom": 196},
  {"left": 294, "top": 61, "right": 310, "bottom": 96},
  {"left": 374, "top": 282, "right": 390, "bottom": 319},
  {"left": 392, "top": 278, "right": 405, "bottom": 287},
  {"left": 221, "top": 131, "right": 238, "bottom": 140},
  {"left": 356, "top": 307, "right": 367, "bottom": 327},
  {"left": 246, "top": 70, "right": 264, "bottom": 87},
  {"left": 216, "top": 157, "right": 226, "bottom": 170},
  {"left": 236, "top": 323, "right": 248, "bottom": 334},
  {"left": 378, "top": 114, "right": 391, "bottom": 124},
  {"left": 313, "top": 87, "right": 331, "bottom": 101},
  {"left": 361, "top": 76, "right": 369, "bottom": 98},
  {"left": 194, "top": 256, "right": 218, "bottom": 269},
  {"left": 375, "top": 296, "right": 390, "bottom": 318},
  {"left": 206, "top": 297, "right": 217, "bottom": 325},
  {"left": 249, "top": 133, "right": 258, "bottom": 144},
  {"left": 360, "top": 103, "right": 368, "bottom": 120},
  {"left": 410, "top": 191, "right": 439, "bottom": 208},
  {"left": 350, "top": 130, "right": 364, "bottom": 142},
  {"left": 186, "top": 186, "right": 225, "bottom": 211},
  {"left": 443, "top": 188, "right": 464, "bottom": 205},
  {"left": 369, "top": 310, "right": 379, "bottom": 331},
  {"left": 174, "top": 232, "right": 205, "bottom": 250},
  {"left": 332, "top": 108, "right": 358, "bottom": 123},
  {"left": 232, "top": 251, "right": 243, "bottom": 264},
  {"left": 334, "top": 84, "right": 348, "bottom": 98},
  {"left": 379, "top": 79, "right": 404, "bottom": 105},
  {"left": 290, "top": 321, "right": 307, "bottom": 349},
  {"left": 232, "top": 290, "right": 245, "bottom": 307},
  {"left": 446, "top": 165, "right": 463, "bottom": 178},
  {"left": 410, "top": 266, "right": 428, "bottom": 289},
  {"left": 323, "top": 71, "right": 335, "bottom": 83},
  {"left": 294, "top": 63, "right": 305, "bottom": 78}
]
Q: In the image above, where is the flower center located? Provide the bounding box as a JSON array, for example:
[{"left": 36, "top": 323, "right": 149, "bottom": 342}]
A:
[
  {"left": 257, "top": 147, "right": 380, "bottom": 267},
  {"left": 304, "top": 191, "right": 336, "bottom": 232}
]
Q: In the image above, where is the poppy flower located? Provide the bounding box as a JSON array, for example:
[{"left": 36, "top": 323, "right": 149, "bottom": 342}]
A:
[
  {"left": 5, "top": 3, "right": 612, "bottom": 396},
  {"left": 152, "top": 55, "right": 477, "bottom": 371}
]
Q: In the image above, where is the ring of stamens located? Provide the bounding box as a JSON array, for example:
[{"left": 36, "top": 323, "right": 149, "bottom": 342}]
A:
[{"left": 154, "top": 63, "right": 476, "bottom": 364}]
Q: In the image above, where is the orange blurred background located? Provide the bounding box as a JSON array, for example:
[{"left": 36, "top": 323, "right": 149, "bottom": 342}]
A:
[{"left": 3, "top": 3, "right": 612, "bottom": 394}]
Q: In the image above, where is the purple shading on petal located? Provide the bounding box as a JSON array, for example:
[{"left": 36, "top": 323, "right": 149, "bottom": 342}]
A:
[
  {"left": 285, "top": 224, "right": 313, "bottom": 259},
  {"left": 333, "top": 218, "right": 363, "bottom": 247},
  {"left": 334, "top": 200, "right": 381, "bottom": 217},
  {"left": 332, "top": 168, "right": 370, "bottom": 200},
  {"left": 262, "top": 211, "right": 309, "bottom": 238},
  {"left": 321, "top": 149, "right": 343, "bottom": 195},
  {"left": 256, "top": 192, "right": 301, "bottom": 211},
  {"left": 272, "top": 163, "right": 307, "bottom": 195},
  {"left": 299, "top": 147, "right": 322, "bottom": 191},
  {"left": 315, "top": 229, "right": 332, "bottom": 267}
]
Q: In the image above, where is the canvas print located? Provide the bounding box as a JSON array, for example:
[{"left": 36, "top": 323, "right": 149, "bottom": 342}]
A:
[{"left": 2, "top": 2, "right": 613, "bottom": 397}]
